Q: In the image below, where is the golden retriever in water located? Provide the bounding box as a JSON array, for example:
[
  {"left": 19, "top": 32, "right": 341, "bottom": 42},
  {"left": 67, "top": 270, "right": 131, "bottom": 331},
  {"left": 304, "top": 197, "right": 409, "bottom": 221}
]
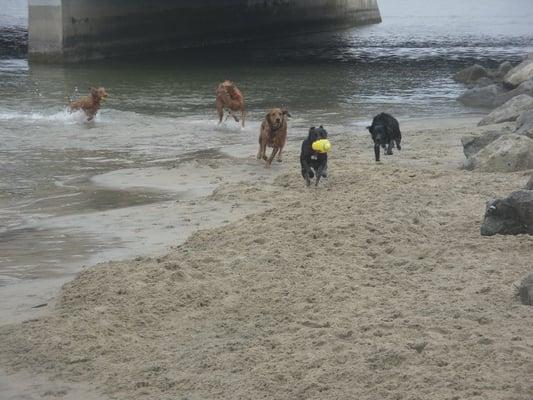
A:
[
  {"left": 69, "top": 87, "right": 108, "bottom": 121},
  {"left": 216, "top": 80, "right": 245, "bottom": 127},
  {"left": 257, "top": 108, "right": 290, "bottom": 167}
]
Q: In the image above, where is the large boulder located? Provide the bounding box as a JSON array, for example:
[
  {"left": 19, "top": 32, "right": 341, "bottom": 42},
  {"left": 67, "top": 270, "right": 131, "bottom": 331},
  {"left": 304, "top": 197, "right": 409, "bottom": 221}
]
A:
[
  {"left": 515, "top": 273, "right": 533, "bottom": 306},
  {"left": 454, "top": 64, "right": 490, "bottom": 84},
  {"left": 481, "top": 190, "right": 533, "bottom": 236},
  {"left": 526, "top": 175, "right": 533, "bottom": 190},
  {"left": 461, "top": 131, "right": 503, "bottom": 158},
  {"left": 503, "top": 58, "right": 533, "bottom": 88},
  {"left": 493, "top": 79, "right": 533, "bottom": 107},
  {"left": 495, "top": 61, "right": 514, "bottom": 80},
  {"left": 463, "top": 134, "right": 533, "bottom": 172},
  {"left": 515, "top": 110, "right": 533, "bottom": 139},
  {"left": 458, "top": 84, "right": 504, "bottom": 108},
  {"left": 478, "top": 95, "right": 533, "bottom": 126}
]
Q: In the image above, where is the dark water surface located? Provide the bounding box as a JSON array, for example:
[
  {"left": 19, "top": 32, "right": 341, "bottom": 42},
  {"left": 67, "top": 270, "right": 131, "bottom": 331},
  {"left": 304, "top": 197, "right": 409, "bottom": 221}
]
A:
[{"left": 0, "top": 0, "right": 532, "bottom": 288}]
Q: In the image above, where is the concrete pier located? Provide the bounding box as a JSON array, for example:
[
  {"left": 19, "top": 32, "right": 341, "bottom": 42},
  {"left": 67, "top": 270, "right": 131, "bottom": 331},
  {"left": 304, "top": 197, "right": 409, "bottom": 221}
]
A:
[{"left": 29, "top": 0, "right": 381, "bottom": 63}]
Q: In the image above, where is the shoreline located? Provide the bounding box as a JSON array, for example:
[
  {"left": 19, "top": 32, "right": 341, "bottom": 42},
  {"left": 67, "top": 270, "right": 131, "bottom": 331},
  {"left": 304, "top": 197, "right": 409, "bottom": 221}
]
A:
[{"left": 1, "top": 115, "right": 532, "bottom": 400}]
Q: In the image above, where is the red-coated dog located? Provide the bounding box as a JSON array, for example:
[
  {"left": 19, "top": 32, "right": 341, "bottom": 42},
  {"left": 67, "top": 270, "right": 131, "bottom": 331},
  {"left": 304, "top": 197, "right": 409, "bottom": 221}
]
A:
[
  {"left": 257, "top": 108, "right": 290, "bottom": 167},
  {"left": 69, "top": 87, "right": 108, "bottom": 121},
  {"left": 216, "top": 80, "right": 245, "bottom": 127}
]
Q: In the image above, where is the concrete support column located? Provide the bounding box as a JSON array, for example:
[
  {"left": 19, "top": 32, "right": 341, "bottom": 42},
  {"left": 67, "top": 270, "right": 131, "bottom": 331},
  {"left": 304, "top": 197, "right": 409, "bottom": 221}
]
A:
[
  {"left": 29, "top": 0, "right": 63, "bottom": 61},
  {"left": 29, "top": 0, "right": 381, "bottom": 63}
]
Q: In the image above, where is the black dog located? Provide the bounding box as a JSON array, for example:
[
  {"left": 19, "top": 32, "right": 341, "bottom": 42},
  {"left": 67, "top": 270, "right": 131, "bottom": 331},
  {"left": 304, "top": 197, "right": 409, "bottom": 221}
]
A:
[
  {"left": 367, "top": 113, "right": 402, "bottom": 162},
  {"left": 300, "top": 126, "right": 328, "bottom": 186}
]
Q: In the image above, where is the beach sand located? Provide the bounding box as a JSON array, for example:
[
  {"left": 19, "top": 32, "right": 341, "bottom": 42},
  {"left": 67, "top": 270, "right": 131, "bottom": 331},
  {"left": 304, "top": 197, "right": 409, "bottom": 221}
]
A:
[{"left": 1, "top": 117, "right": 532, "bottom": 400}]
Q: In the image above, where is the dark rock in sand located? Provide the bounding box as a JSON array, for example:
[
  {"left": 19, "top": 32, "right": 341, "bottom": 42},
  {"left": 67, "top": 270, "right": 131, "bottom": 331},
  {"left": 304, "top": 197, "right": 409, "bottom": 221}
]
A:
[
  {"left": 526, "top": 175, "right": 533, "bottom": 190},
  {"left": 478, "top": 95, "right": 533, "bottom": 126},
  {"left": 481, "top": 190, "right": 533, "bottom": 236},
  {"left": 458, "top": 84, "right": 504, "bottom": 108},
  {"left": 454, "top": 64, "right": 490, "bottom": 84},
  {"left": 515, "top": 272, "right": 533, "bottom": 305},
  {"left": 463, "top": 134, "right": 533, "bottom": 172},
  {"left": 515, "top": 109, "right": 533, "bottom": 139},
  {"left": 461, "top": 131, "right": 503, "bottom": 158},
  {"left": 504, "top": 58, "right": 533, "bottom": 88},
  {"left": 493, "top": 79, "right": 533, "bottom": 108}
]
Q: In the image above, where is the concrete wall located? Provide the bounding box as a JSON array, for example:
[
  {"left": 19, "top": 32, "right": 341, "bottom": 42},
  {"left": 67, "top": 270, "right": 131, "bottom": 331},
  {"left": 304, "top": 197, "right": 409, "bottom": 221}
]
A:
[{"left": 29, "top": 0, "right": 381, "bottom": 62}]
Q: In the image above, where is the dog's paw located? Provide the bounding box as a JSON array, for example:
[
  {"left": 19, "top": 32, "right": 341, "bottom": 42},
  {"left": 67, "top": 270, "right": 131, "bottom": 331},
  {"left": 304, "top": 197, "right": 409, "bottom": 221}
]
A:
[{"left": 276, "top": 158, "right": 282, "bottom": 163}]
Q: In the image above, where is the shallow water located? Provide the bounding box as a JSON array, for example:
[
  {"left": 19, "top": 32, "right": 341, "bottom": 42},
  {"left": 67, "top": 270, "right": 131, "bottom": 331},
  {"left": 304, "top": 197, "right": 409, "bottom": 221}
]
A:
[{"left": 0, "top": 0, "right": 532, "bottom": 292}]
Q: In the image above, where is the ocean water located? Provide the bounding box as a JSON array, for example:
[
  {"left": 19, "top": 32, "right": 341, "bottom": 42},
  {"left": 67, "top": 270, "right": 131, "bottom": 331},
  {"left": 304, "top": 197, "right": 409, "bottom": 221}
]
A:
[{"left": 0, "top": 0, "right": 532, "bottom": 287}]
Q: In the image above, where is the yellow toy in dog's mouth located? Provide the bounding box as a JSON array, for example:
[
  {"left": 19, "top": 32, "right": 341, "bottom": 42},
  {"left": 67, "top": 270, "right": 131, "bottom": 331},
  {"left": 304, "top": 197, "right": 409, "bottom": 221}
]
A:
[{"left": 312, "top": 139, "right": 332, "bottom": 153}]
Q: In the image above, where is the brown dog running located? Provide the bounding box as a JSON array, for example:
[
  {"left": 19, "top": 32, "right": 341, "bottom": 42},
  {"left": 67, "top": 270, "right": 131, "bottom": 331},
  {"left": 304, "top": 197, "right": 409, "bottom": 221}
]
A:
[
  {"left": 257, "top": 108, "right": 290, "bottom": 167},
  {"left": 216, "top": 80, "right": 245, "bottom": 127},
  {"left": 69, "top": 87, "right": 108, "bottom": 121}
]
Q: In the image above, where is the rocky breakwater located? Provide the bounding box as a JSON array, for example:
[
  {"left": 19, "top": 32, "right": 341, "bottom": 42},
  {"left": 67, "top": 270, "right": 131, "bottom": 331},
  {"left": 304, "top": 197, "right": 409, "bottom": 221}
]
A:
[{"left": 456, "top": 54, "right": 533, "bottom": 109}]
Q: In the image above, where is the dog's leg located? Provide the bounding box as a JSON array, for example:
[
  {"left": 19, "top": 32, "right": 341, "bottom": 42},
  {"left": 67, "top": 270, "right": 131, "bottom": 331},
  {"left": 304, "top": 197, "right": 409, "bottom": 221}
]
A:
[
  {"left": 276, "top": 145, "right": 283, "bottom": 162},
  {"left": 301, "top": 160, "right": 313, "bottom": 186},
  {"left": 241, "top": 110, "right": 245, "bottom": 128},
  {"left": 266, "top": 148, "right": 279, "bottom": 168},
  {"left": 374, "top": 143, "right": 381, "bottom": 162},
  {"left": 315, "top": 165, "right": 326, "bottom": 186},
  {"left": 386, "top": 141, "right": 394, "bottom": 155},
  {"left": 216, "top": 99, "right": 224, "bottom": 124},
  {"left": 257, "top": 140, "right": 265, "bottom": 160},
  {"left": 395, "top": 138, "right": 402, "bottom": 150}
]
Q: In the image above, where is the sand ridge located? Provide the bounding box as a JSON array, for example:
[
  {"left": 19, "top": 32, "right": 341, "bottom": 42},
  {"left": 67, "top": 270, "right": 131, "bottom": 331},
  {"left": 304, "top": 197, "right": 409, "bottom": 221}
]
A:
[{"left": 0, "top": 118, "right": 532, "bottom": 400}]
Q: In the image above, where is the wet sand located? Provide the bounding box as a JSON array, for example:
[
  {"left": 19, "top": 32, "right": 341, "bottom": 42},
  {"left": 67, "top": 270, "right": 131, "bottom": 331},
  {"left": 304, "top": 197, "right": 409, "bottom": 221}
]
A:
[{"left": 1, "top": 117, "right": 533, "bottom": 400}]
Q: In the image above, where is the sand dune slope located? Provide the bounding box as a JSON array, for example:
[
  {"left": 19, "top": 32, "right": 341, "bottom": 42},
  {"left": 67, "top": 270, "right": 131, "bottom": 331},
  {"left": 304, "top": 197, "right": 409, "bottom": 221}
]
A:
[{"left": 1, "top": 119, "right": 532, "bottom": 400}]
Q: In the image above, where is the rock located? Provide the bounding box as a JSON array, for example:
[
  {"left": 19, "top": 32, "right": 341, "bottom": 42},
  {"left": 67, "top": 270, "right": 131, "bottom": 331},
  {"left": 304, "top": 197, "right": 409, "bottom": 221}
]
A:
[
  {"left": 503, "top": 58, "right": 533, "bottom": 88},
  {"left": 463, "top": 134, "right": 533, "bottom": 172},
  {"left": 471, "top": 77, "right": 495, "bottom": 88},
  {"left": 481, "top": 190, "right": 533, "bottom": 236},
  {"left": 461, "top": 131, "right": 503, "bottom": 158},
  {"left": 478, "top": 95, "right": 533, "bottom": 126},
  {"left": 495, "top": 61, "right": 514, "bottom": 79},
  {"left": 515, "top": 273, "right": 533, "bottom": 305},
  {"left": 527, "top": 175, "right": 533, "bottom": 190},
  {"left": 515, "top": 109, "right": 533, "bottom": 139},
  {"left": 458, "top": 84, "right": 504, "bottom": 108},
  {"left": 493, "top": 79, "right": 533, "bottom": 108},
  {"left": 454, "top": 64, "right": 490, "bottom": 84}
]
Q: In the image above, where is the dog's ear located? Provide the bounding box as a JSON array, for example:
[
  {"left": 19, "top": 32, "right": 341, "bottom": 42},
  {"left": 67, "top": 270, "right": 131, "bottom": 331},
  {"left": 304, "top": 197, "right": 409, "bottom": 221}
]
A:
[
  {"left": 265, "top": 112, "right": 273, "bottom": 129},
  {"left": 366, "top": 126, "right": 372, "bottom": 132}
]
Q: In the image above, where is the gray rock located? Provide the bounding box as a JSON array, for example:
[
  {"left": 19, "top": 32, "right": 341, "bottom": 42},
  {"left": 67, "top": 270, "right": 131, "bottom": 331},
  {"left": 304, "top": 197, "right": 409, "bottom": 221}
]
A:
[
  {"left": 454, "top": 64, "right": 490, "bottom": 84},
  {"left": 458, "top": 84, "right": 504, "bottom": 108},
  {"left": 515, "top": 273, "right": 533, "bottom": 306},
  {"left": 463, "top": 134, "right": 533, "bottom": 172},
  {"left": 503, "top": 59, "right": 533, "bottom": 88},
  {"left": 469, "top": 77, "right": 495, "bottom": 88},
  {"left": 478, "top": 95, "right": 533, "bottom": 126},
  {"left": 515, "top": 109, "right": 533, "bottom": 139},
  {"left": 481, "top": 190, "right": 533, "bottom": 236},
  {"left": 493, "top": 79, "right": 533, "bottom": 107},
  {"left": 461, "top": 131, "right": 503, "bottom": 158},
  {"left": 495, "top": 61, "right": 514, "bottom": 79},
  {"left": 526, "top": 175, "right": 533, "bottom": 190}
]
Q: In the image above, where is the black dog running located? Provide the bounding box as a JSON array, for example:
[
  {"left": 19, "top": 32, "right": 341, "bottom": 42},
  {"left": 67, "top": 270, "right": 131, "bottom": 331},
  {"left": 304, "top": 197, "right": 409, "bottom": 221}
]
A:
[{"left": 300, "top": 126, "right": 329, "bottom": 186}]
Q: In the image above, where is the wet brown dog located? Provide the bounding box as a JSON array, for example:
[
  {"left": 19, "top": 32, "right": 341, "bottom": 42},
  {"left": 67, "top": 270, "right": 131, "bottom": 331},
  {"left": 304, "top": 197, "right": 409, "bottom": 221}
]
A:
[
  {"left": 69, "top": 87, "right": 108, "bottom": 121},
  {"left": 216, "top": 80, "right": 245, "bottom": 127},
  {"left": 257, "top": 108, "right": 290, "bottom": 167}
]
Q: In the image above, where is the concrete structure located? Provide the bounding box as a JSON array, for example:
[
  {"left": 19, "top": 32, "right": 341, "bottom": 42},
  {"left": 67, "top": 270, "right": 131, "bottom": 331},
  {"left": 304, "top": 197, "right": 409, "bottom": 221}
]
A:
[{"left": 28, "top": 0, "right": 381, "bottom": 62}]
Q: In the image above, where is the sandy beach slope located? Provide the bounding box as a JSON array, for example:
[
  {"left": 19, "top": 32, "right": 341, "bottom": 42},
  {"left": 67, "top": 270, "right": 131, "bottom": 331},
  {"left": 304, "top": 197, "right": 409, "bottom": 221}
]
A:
[{"left": 0, "top": 117, "right": 532, "bottom": 400}]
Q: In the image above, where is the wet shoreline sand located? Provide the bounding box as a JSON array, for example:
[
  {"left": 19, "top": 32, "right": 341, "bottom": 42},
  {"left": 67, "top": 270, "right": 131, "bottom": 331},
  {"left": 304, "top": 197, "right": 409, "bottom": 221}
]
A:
[{"left": 1, "top": 116, "right": 532, "bottom": 400}]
